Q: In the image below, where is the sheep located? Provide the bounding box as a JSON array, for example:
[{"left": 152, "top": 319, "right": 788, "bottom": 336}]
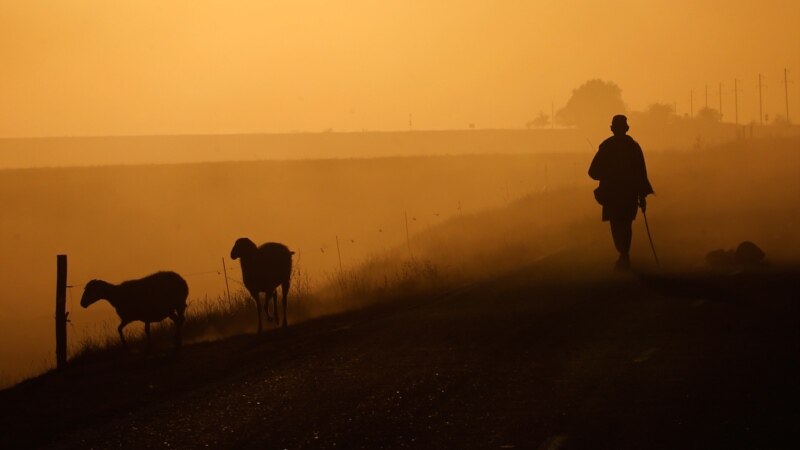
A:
[
  {"left": 230, "top": 238, "right": 294, "bottom": 333},
  {"left": 80, "top": 271, "right": 189, "bottom": 351}
]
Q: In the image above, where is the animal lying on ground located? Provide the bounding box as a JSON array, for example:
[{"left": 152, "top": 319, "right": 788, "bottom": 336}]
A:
[
  {"left": 706, "top": 240, "right": 767, "bottom": 269},
  {"left": 80, "top": 271, "right": 189, "bottom": 351},
  {"left": 230, "top": 237, "right": 294, "bottom": 333}
]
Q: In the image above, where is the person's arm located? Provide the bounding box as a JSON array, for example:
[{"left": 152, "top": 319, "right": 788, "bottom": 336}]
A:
[
  {"left": 635, "top": 143, "right": 654, "bottom": 210},
  {"left": 588, "top": 145, "right": 606, "bottom": 181}
]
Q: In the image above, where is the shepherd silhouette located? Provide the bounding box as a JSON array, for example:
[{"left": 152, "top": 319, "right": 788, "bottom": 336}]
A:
[{"left": 589, "top": 115, "right": 654, "bottom": 270}]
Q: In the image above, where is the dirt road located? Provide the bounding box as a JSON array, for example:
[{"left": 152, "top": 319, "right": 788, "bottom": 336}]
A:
[{"left": 1, "top": 259, "right": 798, "bottom": 449}]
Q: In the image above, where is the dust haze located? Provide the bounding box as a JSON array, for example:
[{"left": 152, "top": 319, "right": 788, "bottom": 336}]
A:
[
  {"left": 2, "top": 132, "right": 799, "bottom": 385},
  {"left": 2, "top": 1, "right": 798, "bottom": 137},
  {"left": 1, "top": 1, "right": 799, "bottom": 388},
  {"left": 0, "top": 146, "right": 579, "bottom": 383}
]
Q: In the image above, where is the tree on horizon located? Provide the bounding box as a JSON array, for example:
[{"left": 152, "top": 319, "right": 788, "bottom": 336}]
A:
[
  {"left": 557, "top": 79, "right": 626, "bottom": 134},
  {"left": 631, "top": 102, "right": 678, "bottom": 127},
  {"left": 695, "top": 107, "right": 721, "bottom": 123},
  {"left": 526, "top": 111, "right": 550, "bottom": 129}
]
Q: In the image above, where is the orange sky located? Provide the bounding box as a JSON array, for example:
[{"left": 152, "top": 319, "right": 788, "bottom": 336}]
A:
[{"left": 1, "top": 0, "right": 798, "bottom": 137}]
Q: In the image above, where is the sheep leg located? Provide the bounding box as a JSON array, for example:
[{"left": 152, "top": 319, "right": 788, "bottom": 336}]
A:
[
  {"left": 144, "top": 322, "right": 152, "bottom": 352},
  {"left": 118, "top": 321, "right": 129, "bottom": 350},
  {"left": 281, "top": 280, "right": 290, "bottom": 328},
  {"left": 263, "top": 292, "right": 273, "bottom": 323},
  {"left": 170, "top": 309, "right": 185, "bottom": 351},
  {"left": 251, "top": 291, "right": 263, "bottom": 334},
  {"left": 271, "top": 290, "right": 279, "bottom": 324}
]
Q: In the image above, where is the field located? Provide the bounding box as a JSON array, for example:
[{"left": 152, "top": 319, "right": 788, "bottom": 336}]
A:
[
  {"left": 0, "top": 129, "right": 587, "bottom": 168},
  {"left": 1, "top": 247, "right": 797, "bottom": 449},
  {"left": 1, "top": 134, "right": 799, "bottom": 389},
  {"left": 0, "top": 150, "right": 586, "bottom": 386}
]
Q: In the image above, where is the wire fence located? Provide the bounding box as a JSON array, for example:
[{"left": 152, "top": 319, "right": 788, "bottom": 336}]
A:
[
  {"left": 53, "top": 183, "right": 564, "bottom": 328},
  {"left": 61, "top": 261, "right": 248, "bottom": 325}
]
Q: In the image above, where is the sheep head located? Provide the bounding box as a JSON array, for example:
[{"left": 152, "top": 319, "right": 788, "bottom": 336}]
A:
[
  {"left": 80, "top": 279, "right": 114, "bottom": 308},
  {"left": 231, "top": 237, "right": 257, "bottom": 260}
]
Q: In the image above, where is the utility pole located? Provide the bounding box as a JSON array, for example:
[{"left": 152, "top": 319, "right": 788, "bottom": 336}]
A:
[
  {"left": 551, "top": 102, "right": 554, "bottom": 129},
  {"left": 719, "top": 82, "right": 723, "bottom": 120},
  {"left": 690, "top": 90, "right": 694, "bottom": 118},
  {"left": 759, "top": 74, "right": 764, "bottom": 126},
  {"left": 705, "top": 84, "right": 709, "bottom": 109},
  {"left": 734, "top": 78, "right": 739, "bottom": 125},
  {"left": 785, "top": 68, "right": 790, "bottom": 122}
]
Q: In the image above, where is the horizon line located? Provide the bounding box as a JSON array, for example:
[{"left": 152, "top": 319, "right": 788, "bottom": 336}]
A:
[{"left": 0, "top": 127, "right": 576, "bottom": 141}]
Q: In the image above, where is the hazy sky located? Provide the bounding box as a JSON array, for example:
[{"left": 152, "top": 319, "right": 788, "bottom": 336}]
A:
[{"left": 1, "top": 0, "right": 798, "bottom": 137}]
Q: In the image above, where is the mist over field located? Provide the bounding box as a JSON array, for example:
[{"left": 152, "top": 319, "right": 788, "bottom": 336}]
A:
[
  {"left": 0, "top": 130, "right": 584, "bottom": 168},
  {"left": 1, "top": 3, "right": 800, "bottom": 446},
  {"left": 0, "top": 146, "right": 582, "bottom": 384},
  {"left": 2, "top": 132, "right": 798, "bottom": 386}
]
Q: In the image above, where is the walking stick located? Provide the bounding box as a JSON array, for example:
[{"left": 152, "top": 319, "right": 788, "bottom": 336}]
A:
[{"left": 642, "top": 208, "right": 660, "bottom": 267}]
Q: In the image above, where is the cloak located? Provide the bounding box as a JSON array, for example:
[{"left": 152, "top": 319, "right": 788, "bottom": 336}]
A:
[{"left": 588, "top": 135, "right": 654, "bottom": 221}]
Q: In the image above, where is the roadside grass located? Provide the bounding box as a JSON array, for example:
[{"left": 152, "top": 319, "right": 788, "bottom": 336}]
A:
[
  {"left": 1, "top": 356, "right": 69, "bottom": 389},
  {"left": 65, "top": 185, "right": 582, "bottom": 366},
  {"left": 15, "top": 135, "right": 800, "bottom": 382},
  {"left": 67, "top": 255, "right": 453, "bottom": 365}
]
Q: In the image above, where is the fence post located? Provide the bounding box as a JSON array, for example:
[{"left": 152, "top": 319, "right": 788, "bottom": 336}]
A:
[
  {"left": 221, "top": 257, "right": 231, "bottom": 301},
  {"left": 55, "top": 254, "right": 68, "bottom": 369},
  {"left": 335, "top": 235, "right": 343, "bottom": 272}
]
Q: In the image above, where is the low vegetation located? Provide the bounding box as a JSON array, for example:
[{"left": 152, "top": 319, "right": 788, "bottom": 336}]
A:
[
  {"left": 7, "top": 135, "right": 800, "bottom": 384},
  {"left": 68, "top": 255, "right": 453, "bottom": 364}
]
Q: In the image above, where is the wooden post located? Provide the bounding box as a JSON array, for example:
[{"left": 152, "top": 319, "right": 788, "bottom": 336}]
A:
[
  {"left": 55, "top": 254, "right": 67, "bottom": 369},
  {"left": 221, "top": 257, "right": 231, "bottom": 301},
  {"left": 759, "top": 73, "right": 763, "bottom": 126},
  {"left": 404, "top": 212, "right": 412, "bottom": 259},
  {"left": 335, "top": 235, "right": 343, "bottom": 272},
  {"left": 734, "top": 78, "right": 739, "bottom": 125},
  {"left": 785, "top": 68, "right": 790, "bottom": 123}
]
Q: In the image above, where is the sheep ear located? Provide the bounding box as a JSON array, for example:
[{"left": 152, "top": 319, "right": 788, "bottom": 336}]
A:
[{"left": 290, "top": 251, "right": 296, "bottom": 256}]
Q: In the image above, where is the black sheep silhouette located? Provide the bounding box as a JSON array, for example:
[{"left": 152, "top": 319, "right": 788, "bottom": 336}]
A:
[
  {"left": 706, "top": 241, "right": 767, "bottom": 269},
  {"left": 80, "top": 271, "right": 188, "bottom": 351},
  {"left": 230, "top": 238, "right": 294, "bottom": 333}
]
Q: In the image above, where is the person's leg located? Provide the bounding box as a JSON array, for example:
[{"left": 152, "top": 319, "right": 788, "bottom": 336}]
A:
[{"left": 610, "top": 220, "right": 633, "bottom": 268}]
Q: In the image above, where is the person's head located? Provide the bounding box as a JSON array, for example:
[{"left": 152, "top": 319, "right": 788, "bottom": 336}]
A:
[{"left": 611, "top": 115, "right": 629, "bottom": 136}]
